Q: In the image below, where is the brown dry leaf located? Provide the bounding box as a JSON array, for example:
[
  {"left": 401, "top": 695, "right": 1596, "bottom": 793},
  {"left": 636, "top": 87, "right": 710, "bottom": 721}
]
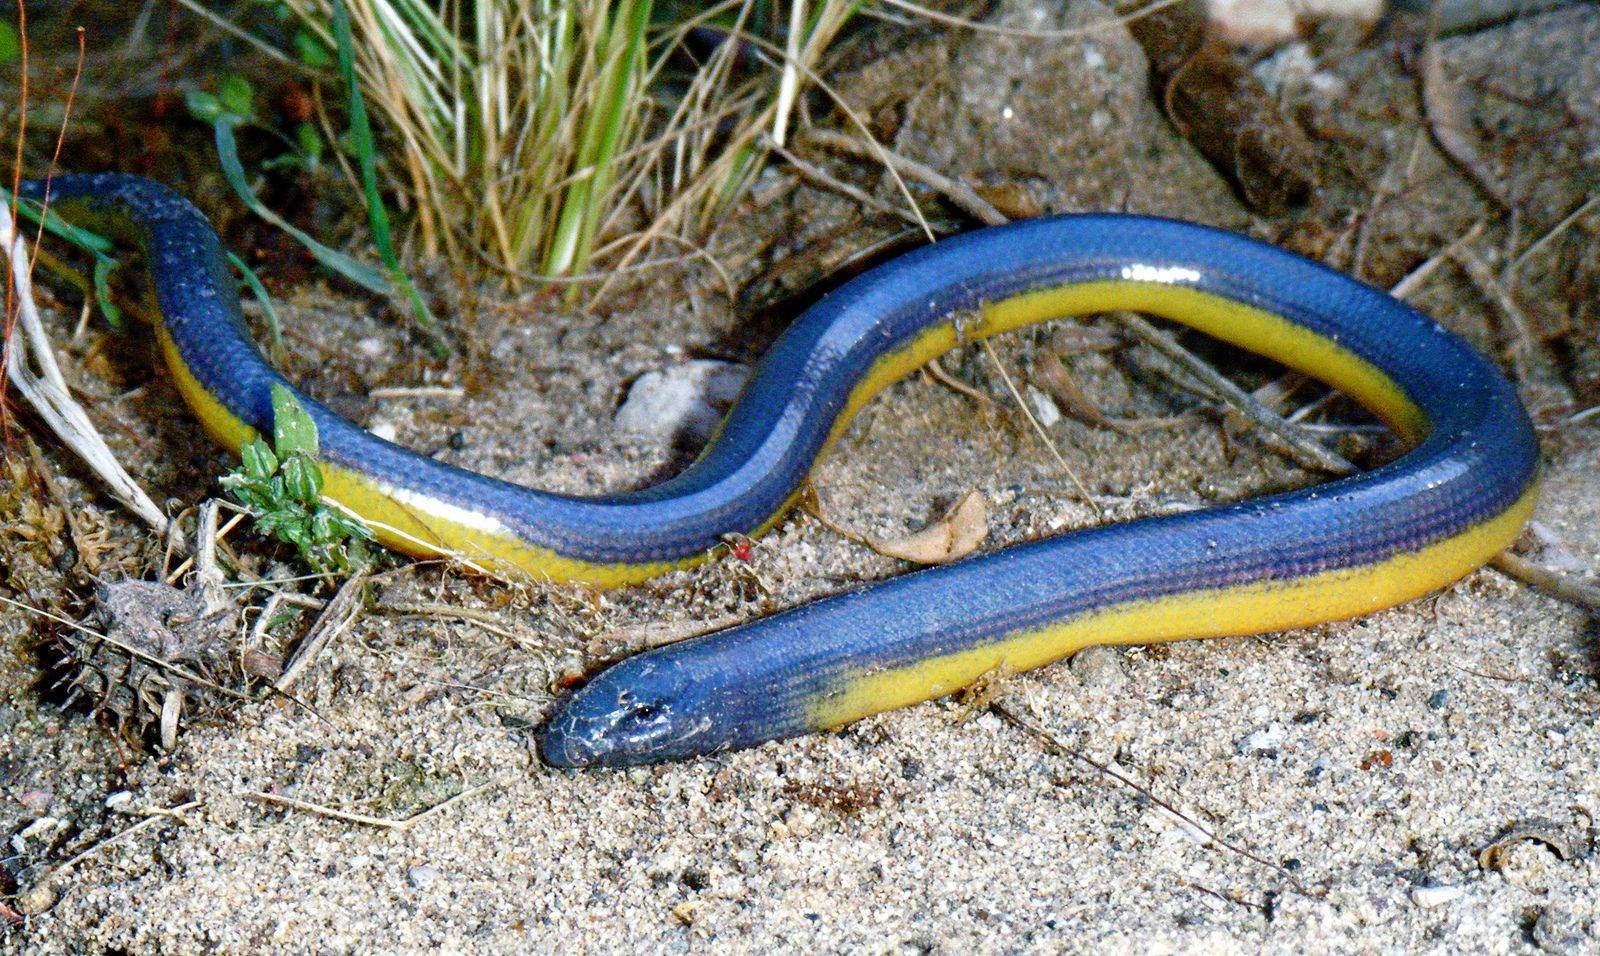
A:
[{"left": 867, "top": 490, "right": 988, "bottom": 565}]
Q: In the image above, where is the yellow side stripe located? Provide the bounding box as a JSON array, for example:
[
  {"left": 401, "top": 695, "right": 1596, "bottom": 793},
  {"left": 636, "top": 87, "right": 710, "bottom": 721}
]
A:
[
  {"left": 165, "top": 277, "right": 1437, "bottom": 588},
  {"left": 807, "top": 481, "right": 1537, "bottom": 729}
]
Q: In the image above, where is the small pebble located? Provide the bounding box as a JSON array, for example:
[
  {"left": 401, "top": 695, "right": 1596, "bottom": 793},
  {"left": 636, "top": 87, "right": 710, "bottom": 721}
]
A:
[
  {"left": 1410, "top": 884, "right": 1466, "bottom": 908},
  {"left": 18, "top": 882, "right": 56, "bottom": 916},
  {"left": 19, "top": 817, "right": 59, "bottom": 840},
  {"left": 18, "top": 790, "right": 52, "bottom": 814},
  {"left": 1025, "top": 386, "right": 1061, "bottom": 428},
  {"left": 368, "top": 419, "right": 400, "bottom": 442},
  {"left": 407, "top": 866, "right": 440, "bottom": 890},
  {"left": 242, "top": 649, "right": 283, "bottom": 679},
  {"left": 614, "top": 360, "right": 748, "bottom": 445},
  {"left": 1069, "top": 646, "right": 1128, "bottom": 692},
  {"left": 1237, "top": 723, "right": 1285, "bottom": 755}
]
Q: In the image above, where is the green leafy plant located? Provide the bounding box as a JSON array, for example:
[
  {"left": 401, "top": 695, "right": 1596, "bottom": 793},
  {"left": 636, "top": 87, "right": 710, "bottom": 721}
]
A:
[{"left": 222, "top": 383, "right": 374, "bottom": 574}]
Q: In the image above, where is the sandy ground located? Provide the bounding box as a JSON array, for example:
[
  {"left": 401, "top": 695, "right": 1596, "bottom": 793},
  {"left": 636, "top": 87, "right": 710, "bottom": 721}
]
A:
[{"left": 3, "top": 1, "right": 1598, "bottom": 952}]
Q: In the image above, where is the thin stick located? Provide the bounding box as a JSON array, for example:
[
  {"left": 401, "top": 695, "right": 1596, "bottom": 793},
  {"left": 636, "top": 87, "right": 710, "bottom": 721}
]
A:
[
  {"left": 805, "top": 128, "right": 1009, "bottom": 226},
  {"left": 1117, "top": 314, "right": 1358, "bottom": 476},
  {"left": 1491, "top": 552, "right": 1600, "bottom": 614},
  {"left": 924, "top": 356, "right": 1004, "bottom": 411},
  {"left": 1419, "top": 1, "right": 1509, "bottom": 207},
  {"left": 1389, "top": 221, "right": 1486, "bottom": 299},
  {"left": 981, "top": 340, "right": 1104, "bottom": 519},
  {"left": 275, "top": 574, "right": 366, "bottom": 691},
  {"left": 871, "top": 0, "right": 1186, "bottom": 39},
  {"left": 766, "top": 135, "right": 926, "bottom": 226},
  {"left": 171, "top": 0, "right": 302, "bottom": 68},
  {"left": 992, "top": 701, "right": 1314, "bottom": 896},
  {"left": 367, "top": 385, "right": 466, "bottom": 400},
  {"left": 51, "top": 800, "right": 206, "bottom": 875},
  {"left": 245, "top": 780, "right": 500, "bottom": 832},
  {"left": 1509, "top": 195, "right": 1598, "bottom": 280},
  {"left": 164, "top": 511, "right": 248, "bottom": 585}
]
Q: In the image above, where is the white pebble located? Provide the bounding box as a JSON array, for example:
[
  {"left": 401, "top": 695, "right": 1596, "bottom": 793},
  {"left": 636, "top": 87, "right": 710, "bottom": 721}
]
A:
[
  {"left": 1411, "top": 884, "right": 1466, "bottom": 908},
  {"left": 614, "top": 360, "right": 749, "bottom": 445},
  {"left": 1237, "top": 723, "right": 1285, "bottom": 754},
  {"left": 1026, "top": 385, "right": 1061, "bottom": 428}
]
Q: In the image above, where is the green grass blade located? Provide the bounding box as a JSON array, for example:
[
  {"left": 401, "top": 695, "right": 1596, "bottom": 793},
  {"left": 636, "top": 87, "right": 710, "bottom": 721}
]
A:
[
  {"left": 542, "top": 0, "right": 653, "bottom": 278},
  {"left": 331, "top": 0, "right": 448, "bottom": 359},
  {"left": 211, "top": 120, "right": 393, "bottom": 295},
  {"left": 227, "top": 250, "right": 287, "bottom": 366}
]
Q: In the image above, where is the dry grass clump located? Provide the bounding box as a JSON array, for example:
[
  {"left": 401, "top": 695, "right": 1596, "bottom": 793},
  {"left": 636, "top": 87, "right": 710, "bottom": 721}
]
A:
[{"left": 274, "top": 0, "right": 862, "bottom": 288}]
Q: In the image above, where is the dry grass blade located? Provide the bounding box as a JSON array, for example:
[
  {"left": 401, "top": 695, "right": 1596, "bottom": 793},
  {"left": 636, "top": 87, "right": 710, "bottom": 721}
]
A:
[
  {"left": 991, "top": 700, "right": 1315, "bottom": 898},
  {"left": 765, "top": 133, "right": 925, "bottom": 225},
  {"left": 871, "top": 0, "right": 1186, "bottom": 38},
  {"left": 272, "top": 0, "right": 866, "bottom": 290},
  {"left": 805, "top": 127, "right": 1007, "bottom": 226},
  {"left": 1117, "top": 313, "right": 1358, "bottom": 476},
  {"left": 1508, "top": 194, "right": 1598, "bottom": 282},
  {"left": 46, "top": 799, "right": 207, "bottom": 879},
  {"left": 2, "top": 200, "right": 167, "bottom": 533},
  {"left": 981, "top": 339, "right": 1105, "bottom": 519},
  {"left": 246, "top": 780, "right": 501, "bottom": 831},
  {"left": 275, "top": 573, "right": 367, "bottom": 691}
]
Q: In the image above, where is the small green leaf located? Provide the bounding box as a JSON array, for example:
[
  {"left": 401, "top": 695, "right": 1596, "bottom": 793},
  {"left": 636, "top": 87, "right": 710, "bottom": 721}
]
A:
[
  {"left": 228, "top": 252, "right": 286, "bottom": 365},
  {"left": 270, "top": 383, "right": 319, "bottom": 457},
  {"left": 281, "top": 522, "right": 312, "bottom": 549},
  {"left": 309, "top": 508, "right": 334, "bottom": 542},
  {"left": 282, "top": 454, "right": 323, "bottom": 504},
  {"left": 185, "top": 89, "right": 225, "bottom": 124},
  {"left": 240, "top": 438, "right": 279, "bottom": 480},
  {"left": 265, "top": 609, "right": 303, "bottom": 631},
  {"left": 224, "top": 381, "right": 374, "bottom": 573},
  {"left": 211, "top": 121, "right": 392, "bottom": 295},
  {"left": 293, "top": 27, "right": 335, "bottom": 68},
  {"left": 0, "top": 22, "right": 20, "bottom": 63},
  {"left": 295, "top": 122, "right": 325, "bottom": 166},
  {"left": 330, "top": 0, "right": 447, "bottom": 359},
  {"left": 92, "top": 256, "right": 125, "bottom": 329},
  {"left": 337, "top": 511, "right": 375, "bottom": 541},
  {"left": 219, "top": 73, "right": 255, "bottom": 120}
]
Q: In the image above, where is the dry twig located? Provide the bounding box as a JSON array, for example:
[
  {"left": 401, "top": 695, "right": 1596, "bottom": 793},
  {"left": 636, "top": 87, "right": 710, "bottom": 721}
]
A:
[{"left": 246, "top": 780, "right": 501, "bottom": 832}]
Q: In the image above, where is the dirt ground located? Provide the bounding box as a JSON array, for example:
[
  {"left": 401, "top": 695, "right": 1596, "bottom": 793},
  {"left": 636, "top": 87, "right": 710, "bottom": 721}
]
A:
[{"left": 2, "top": 1, "right": 1598, "bottom": 952}]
